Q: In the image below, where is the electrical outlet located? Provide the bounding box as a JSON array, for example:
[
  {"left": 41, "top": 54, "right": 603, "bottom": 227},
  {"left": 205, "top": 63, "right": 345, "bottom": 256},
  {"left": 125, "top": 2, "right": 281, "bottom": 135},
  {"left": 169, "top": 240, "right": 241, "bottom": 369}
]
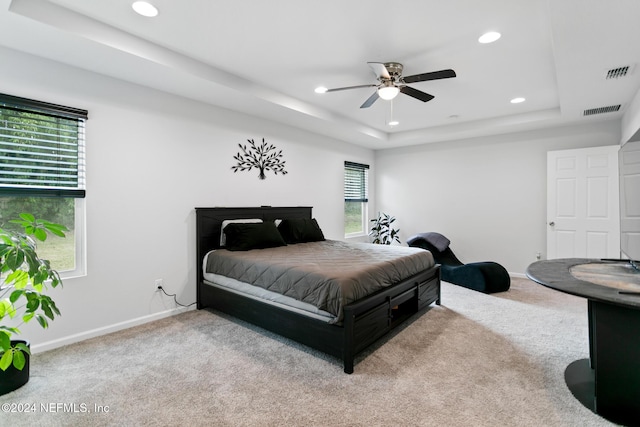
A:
[
  {"left": 536, "top": 252, "right": 542, "bottom": 260},
  {"left": 154, "top": 279, "right": 163, "bottom": 291}
]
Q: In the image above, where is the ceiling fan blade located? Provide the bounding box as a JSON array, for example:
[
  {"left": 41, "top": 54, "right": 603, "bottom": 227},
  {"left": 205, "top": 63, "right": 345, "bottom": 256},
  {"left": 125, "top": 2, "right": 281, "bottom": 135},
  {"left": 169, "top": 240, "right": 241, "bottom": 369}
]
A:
[
  {"left": 360, "top": 91, "right": 380, "bottom": 108},
  {"left": 400, "top": 86, "right": 435, "bottom": 103},
  {"left": 325, "top": 84, "right": 377, "bottom": 93},
  {"left": 367, "top": 62, "right": 391, "bottom": 80},
  {"left": 402, "top": 69, "right": 457, "bottom": 84}
]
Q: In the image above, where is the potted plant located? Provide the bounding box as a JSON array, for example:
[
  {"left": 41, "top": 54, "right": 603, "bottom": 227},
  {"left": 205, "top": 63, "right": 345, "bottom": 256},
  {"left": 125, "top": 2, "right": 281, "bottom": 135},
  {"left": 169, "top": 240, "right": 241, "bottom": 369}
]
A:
[
  {"left": 369, "top": 212, "right": 401, "bottom": 245},
  {"left": 0, "top": 213, "right": 67, "bottom": 395}
]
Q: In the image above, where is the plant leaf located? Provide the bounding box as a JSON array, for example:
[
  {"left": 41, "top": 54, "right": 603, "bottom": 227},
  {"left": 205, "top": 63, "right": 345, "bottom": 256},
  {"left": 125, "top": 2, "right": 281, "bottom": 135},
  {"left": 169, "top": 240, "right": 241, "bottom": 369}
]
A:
[
  {"left": 6, "top": 269, "right": 28, "bottom": 289},
  {"left": 33, "top": 228, "right": 47, "bottom": 242},
  {"left": 12, "top": 350, "right": 26, "bottom": 370},
  {"left": 9, "top": 289, "right": 25, "bottom": 304},
  {"left": 19, "top": 212, "right": 35, "bottom": 223},
  {"left": 4, "top": 248, "right": 25, "bottom": 271},
  {"left": 26, "top": 296, "right": 39, "bottom": 313},
  {"left": 14, "top": 342, "right": 30, "bottom": 355},
  {"left": 42, "top": 221, "right": 68, "bottom": 237},
  {"left": 0, "top": 348, "right": 13, "bottom": 371},
  {"left": 36, "top": 314, "right": 49, "bottom": 328},
  {"left": 1, "top": 299, "right": 16, "bottom": 319},
  {"left": 41, "top": 300, "right": 54, "bottom": 320},
  {"left": 48, "top": 299, "right": 61, "bottom": 316},
  {"left": 0, "top": 332, "right": 10, "bottom": 351}
]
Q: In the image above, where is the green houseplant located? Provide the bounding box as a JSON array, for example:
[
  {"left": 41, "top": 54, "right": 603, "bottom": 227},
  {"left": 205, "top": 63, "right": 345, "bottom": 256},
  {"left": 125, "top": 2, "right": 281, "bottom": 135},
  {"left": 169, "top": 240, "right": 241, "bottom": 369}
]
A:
[
  {"left": 0, "top": 213, "right": 66, "bottom": 382},
  {"left": 369, "top": 212, "right": 401, "bottom": 245}
]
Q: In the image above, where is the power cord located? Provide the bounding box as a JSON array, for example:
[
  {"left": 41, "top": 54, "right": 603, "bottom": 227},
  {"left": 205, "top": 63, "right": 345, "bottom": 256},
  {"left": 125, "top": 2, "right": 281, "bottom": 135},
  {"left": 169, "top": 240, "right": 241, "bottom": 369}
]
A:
[{"left": 157, "top": 286, "right": 196, "bottom": 307}]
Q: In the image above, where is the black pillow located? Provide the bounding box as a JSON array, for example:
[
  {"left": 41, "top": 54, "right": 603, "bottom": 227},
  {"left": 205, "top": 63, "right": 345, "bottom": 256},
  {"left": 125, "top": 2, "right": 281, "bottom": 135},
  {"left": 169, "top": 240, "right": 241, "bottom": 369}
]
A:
[
  {"left": 224, "top": 222, "right": 286, "bottom": 251},
  {"left": 278, "top": 218, "right": 325, "bottom": 244}
]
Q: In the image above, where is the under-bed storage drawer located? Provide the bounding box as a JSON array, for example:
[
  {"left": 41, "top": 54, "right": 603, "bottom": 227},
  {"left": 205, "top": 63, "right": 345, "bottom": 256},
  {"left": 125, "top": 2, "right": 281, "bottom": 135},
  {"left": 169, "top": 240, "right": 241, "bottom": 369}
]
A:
[
  {"left": 352, "top": 287, "right": 421, "bottom": 352},
  {"left": 352, "top": 303, "right": 390, "bottom": 352},
  {"left": 417, "top": 276, "right": 440, "bottom": 310},
  {"left": 343, "top": 265, "right": 441, "bottom": 364}
]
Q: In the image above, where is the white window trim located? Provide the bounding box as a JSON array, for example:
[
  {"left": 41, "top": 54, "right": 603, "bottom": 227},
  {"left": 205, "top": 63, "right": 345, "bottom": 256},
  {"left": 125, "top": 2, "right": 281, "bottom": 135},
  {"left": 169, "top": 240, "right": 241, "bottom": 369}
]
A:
[{"left": 61, "top": 198, "right": 86, "bottom": 279}]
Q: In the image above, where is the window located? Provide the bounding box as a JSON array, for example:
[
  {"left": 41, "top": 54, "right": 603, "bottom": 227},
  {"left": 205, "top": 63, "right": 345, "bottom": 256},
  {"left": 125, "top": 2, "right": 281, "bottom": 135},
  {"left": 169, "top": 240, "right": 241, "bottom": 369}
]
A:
[
  {"left": 344, "top": 161, "right": 369, "bottom": 236},
  {"left": 0, "top": 94, "right": 87, "bottom": 276}
]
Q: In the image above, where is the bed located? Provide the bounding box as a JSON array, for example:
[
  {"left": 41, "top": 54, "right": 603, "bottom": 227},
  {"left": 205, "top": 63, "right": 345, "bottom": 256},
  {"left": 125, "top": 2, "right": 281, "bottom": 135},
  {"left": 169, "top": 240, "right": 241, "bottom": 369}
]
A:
[{"left": 196, "top": 206, "right": 441, "bottom": 373}]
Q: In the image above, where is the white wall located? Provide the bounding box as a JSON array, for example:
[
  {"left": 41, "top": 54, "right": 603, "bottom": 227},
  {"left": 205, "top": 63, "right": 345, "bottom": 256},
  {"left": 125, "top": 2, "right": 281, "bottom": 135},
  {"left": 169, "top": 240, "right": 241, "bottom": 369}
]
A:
[
  {"left": 622, "top": 86, "right": 640, "bottom": 144},
  {"left": 1, "top": 44, "right": 625, "bottom": 352},
  {"left": 375, "top": 120, "right": 621, "bottom": 274},
  {"left": 0, "top": 47, "right": 374, "bottom": 352}
]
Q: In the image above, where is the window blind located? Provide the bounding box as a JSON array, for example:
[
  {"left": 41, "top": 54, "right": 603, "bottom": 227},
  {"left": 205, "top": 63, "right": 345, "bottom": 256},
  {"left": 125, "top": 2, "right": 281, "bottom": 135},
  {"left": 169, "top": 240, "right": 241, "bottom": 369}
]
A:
[
  {"left": 344, "top": 161, "right": 369, "bottom": 202},
  {"left": 0, "top": 94, "right": 87, "bottom": 198}
]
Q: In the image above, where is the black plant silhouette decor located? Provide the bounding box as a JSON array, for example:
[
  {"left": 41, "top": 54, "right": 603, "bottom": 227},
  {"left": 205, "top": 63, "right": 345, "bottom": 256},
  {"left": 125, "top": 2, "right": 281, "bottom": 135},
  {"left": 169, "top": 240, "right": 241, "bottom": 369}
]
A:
[{"left": 231, "top": 138, "right": 288, "bottom": 180}]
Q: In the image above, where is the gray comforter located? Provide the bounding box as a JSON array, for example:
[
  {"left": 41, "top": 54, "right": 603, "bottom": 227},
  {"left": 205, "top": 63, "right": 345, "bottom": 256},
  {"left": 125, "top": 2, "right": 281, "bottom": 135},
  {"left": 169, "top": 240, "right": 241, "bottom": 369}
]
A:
[{"left": 205, "top": 240, "right": 434, "bottom": 321}]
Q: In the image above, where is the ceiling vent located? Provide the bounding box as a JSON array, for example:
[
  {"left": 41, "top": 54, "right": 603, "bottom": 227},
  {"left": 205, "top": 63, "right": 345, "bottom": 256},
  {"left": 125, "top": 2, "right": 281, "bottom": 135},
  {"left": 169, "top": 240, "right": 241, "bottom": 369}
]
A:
[
  {"left": 606, "top": 66, "right": 629, "bottom": 79},
  {"left": 583, "top": 105, "right": 621, "bottom": 116},
  {"left": 605, "top": 64, "right": 635, "bottom": 79}
]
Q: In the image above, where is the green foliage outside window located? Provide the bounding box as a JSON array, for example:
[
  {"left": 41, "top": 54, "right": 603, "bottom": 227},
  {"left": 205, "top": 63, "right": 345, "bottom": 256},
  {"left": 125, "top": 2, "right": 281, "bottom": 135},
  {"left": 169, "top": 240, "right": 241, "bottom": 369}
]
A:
[
  {"left": 0, "top": 198, "right": 75, "bottom": 272},
  {"left": 0, "top": 198, "right": 74, "bottom": 229},
  {"left": 345, "top": 201, "right": 364, "bottom": 234}
]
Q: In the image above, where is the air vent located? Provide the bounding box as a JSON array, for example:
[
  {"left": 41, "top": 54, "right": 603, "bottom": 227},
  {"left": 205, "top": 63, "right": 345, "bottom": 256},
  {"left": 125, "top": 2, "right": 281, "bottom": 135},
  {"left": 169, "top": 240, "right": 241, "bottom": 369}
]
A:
[
  {"left": 583, "top": 105, "right": 621, "bottom": 116},
  {"left": 606, "top": 66, "right": 629, "bottom": 79},
  {"left": 605, "top": 64, "right": 635, "bottom": 79}
]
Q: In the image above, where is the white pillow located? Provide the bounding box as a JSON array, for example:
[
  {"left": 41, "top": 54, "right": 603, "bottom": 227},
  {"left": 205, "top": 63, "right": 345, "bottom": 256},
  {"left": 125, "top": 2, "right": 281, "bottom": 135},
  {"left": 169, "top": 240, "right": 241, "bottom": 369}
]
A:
[{"left": 220, "top": 219, "right": 263, "bottom": 246}]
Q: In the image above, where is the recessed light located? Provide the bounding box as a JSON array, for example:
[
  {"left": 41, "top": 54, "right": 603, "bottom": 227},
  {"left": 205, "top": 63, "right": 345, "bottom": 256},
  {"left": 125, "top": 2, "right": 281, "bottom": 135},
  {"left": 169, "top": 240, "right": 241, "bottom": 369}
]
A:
[
  {"left": 132, "top": 1, "right": 158, "bottom": 17},
  {"left": 314, "top": 86, "right": 328, "bottom": 94},
  {"left": 388, "top": 120, "right": 399, "bottom": 126},
  {"left": 510, "top": 97, "right": 526, "bottom": 104},
  {"left": 479, "top": 31, "right": 501, "bottom": 44}
]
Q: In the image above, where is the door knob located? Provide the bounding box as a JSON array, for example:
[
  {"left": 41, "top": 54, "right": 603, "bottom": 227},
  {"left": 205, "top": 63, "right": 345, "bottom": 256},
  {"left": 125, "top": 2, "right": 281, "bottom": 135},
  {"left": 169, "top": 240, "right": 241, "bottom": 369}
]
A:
[{"left": 548, "top": 221, "right": 555, "bottom": 226}]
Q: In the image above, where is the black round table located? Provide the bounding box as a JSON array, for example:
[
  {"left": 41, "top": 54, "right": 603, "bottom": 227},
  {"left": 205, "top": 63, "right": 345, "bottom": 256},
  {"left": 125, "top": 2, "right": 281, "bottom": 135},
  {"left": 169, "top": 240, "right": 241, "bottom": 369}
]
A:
[{"left": 527, "top": 258, "right": 640, "bottom": 427}]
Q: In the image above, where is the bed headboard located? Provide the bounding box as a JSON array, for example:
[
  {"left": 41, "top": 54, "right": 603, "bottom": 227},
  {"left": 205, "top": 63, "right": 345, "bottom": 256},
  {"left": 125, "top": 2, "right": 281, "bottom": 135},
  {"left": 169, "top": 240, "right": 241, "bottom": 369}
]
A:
[{"left": 195, "top": 206, "right": 312, "bottom": 296}]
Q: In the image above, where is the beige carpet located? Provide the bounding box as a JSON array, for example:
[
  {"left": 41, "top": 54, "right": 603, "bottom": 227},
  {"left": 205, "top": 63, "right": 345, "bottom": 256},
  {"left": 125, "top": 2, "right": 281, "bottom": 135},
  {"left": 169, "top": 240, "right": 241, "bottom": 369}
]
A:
[{"left": 0, "top": 278, "right": 615, "bottom": 426}]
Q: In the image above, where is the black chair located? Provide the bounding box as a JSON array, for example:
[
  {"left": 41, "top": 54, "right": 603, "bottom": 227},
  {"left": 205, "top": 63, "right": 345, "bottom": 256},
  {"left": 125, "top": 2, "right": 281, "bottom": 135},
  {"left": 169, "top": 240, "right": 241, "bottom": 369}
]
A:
[{"left": 407, "top": 232, "right": 510, "bottom": 294}]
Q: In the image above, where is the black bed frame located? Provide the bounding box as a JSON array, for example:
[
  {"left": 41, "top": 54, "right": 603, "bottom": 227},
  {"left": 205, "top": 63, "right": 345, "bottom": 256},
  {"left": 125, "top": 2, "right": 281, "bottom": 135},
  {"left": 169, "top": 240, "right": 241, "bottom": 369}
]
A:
[{"left": 195, "top": 206, "right": 441, "bottom": 373}]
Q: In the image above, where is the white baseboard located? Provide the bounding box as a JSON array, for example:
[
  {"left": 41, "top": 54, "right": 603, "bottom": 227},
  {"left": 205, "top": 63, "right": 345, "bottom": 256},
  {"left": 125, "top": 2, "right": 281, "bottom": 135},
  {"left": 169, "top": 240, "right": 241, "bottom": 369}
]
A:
[
  {"left": 31, "top": 305, "right": 196, "bottom": 354},
  {"left": 509, "top": 272, "right": 527, "bottom": 279}
]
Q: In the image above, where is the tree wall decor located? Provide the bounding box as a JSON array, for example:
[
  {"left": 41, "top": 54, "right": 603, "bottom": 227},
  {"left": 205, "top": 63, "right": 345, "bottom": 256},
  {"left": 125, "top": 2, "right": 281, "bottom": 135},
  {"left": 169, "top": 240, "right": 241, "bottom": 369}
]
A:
[{"left": 231, "top": 138, "right": 288, "bottom": 180}]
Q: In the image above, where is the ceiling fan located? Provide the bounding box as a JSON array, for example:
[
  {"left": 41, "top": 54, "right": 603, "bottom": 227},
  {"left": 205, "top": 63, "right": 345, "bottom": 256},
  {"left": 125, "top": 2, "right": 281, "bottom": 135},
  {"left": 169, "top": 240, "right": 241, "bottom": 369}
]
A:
[{"left": 318, "top": 62, "right": 456, "bottom": 108}]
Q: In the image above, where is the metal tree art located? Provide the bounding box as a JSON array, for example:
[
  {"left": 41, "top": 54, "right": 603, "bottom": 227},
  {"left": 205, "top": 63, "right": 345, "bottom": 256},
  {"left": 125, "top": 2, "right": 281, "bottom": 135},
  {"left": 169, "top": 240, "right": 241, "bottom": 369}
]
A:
[{"left": 231, "top": 138, "right": 288, "bottom": 180}]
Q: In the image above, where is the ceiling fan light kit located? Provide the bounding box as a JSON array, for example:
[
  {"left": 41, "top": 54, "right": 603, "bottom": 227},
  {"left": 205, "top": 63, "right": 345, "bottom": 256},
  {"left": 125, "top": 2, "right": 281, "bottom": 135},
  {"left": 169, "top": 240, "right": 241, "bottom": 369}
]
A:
[
  {"left": 319, "top": 62, "right": 456, "bottom": 109},
  {"left": 378, "top": 84, "right": 400, "bottom": 100}
]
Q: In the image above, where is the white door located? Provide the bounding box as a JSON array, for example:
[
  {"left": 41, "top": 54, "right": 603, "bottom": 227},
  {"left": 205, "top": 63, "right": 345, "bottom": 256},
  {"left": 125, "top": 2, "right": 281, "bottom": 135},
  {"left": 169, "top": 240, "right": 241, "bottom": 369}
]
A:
[
  {"left": 620, "top": 140, "right": 640, "bottom": 260},
  {"left": 547, "top": 146, "right": 620, "bottom": 259}
]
